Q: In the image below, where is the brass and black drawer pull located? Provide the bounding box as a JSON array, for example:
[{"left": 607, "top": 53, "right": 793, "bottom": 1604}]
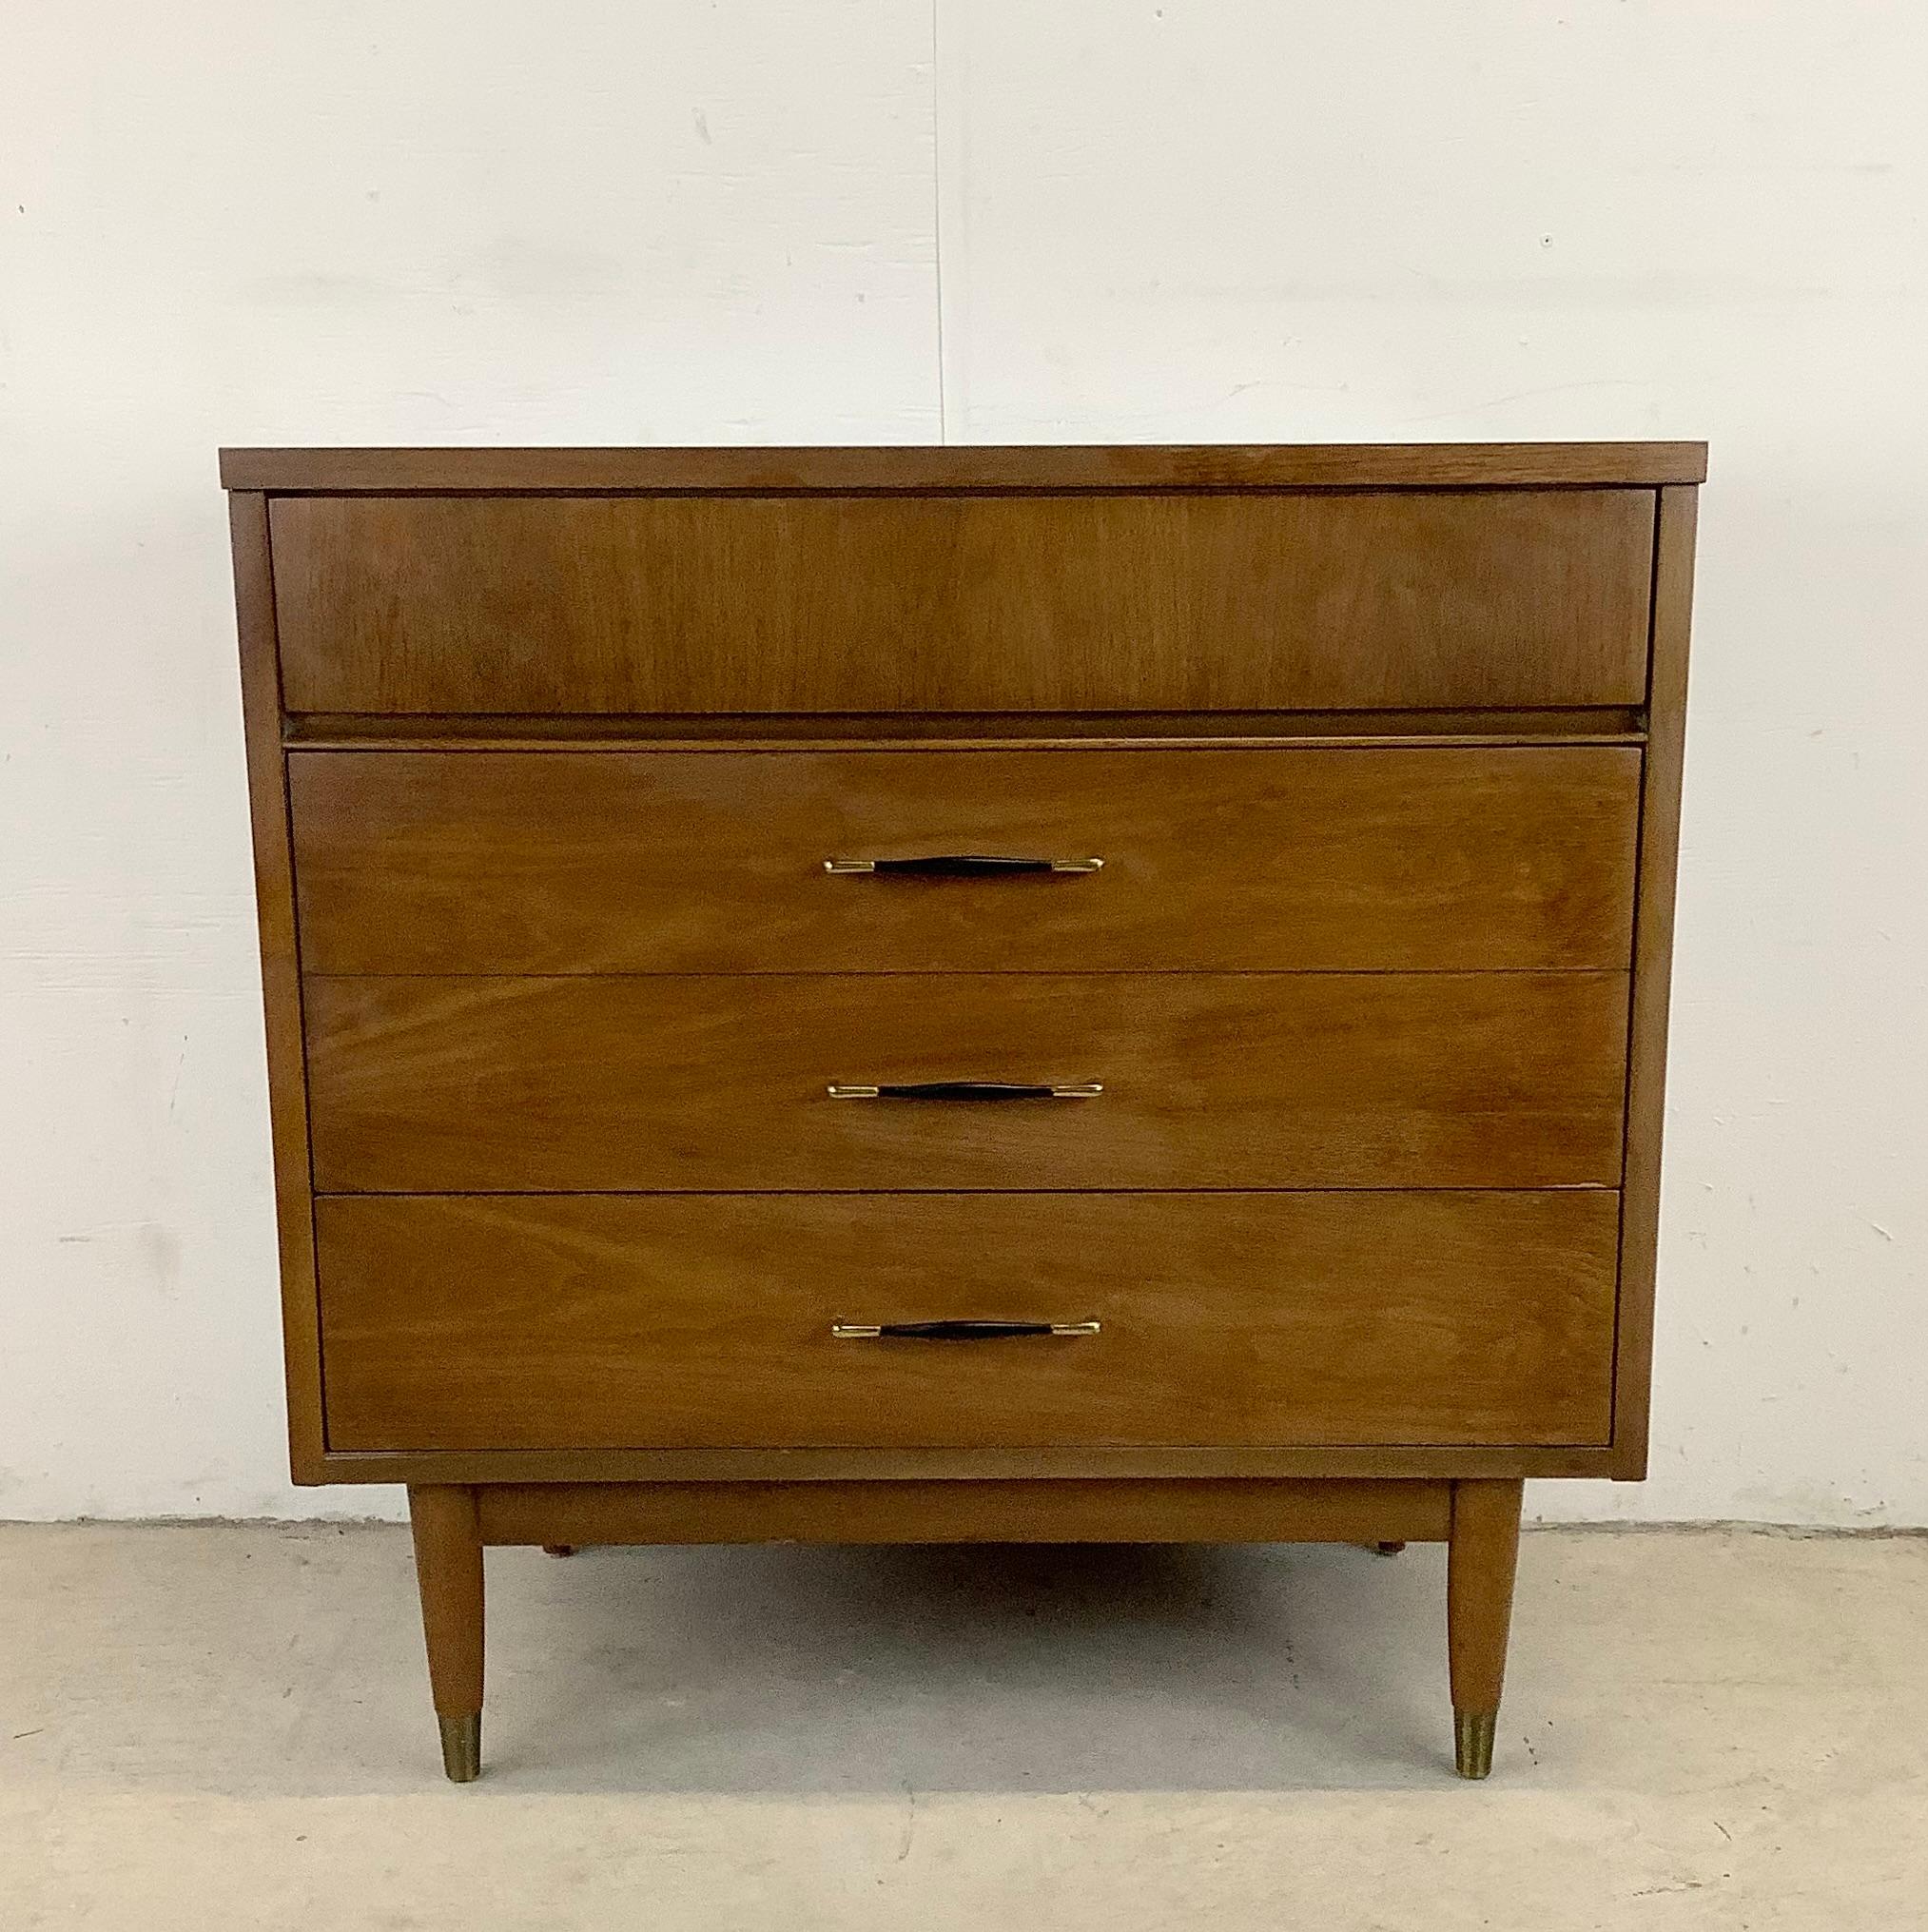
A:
[
  {"left": 824, "top": 855, "right": 1104, "bottom": 877},
  {"left": 829, "top": 1319, "right": 1103, "bottom": 1341},
  {"left": 826, "top": 1081, "right": 1103, "bottom": 1102}
]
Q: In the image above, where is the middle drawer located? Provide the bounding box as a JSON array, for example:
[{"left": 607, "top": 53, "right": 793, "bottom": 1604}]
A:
[
  {"left": 304, "top": 970, "right": 1628, "bottom": 1193},
  {"left": 289, "top": 745, "right": 1641, "bottom": 975}
]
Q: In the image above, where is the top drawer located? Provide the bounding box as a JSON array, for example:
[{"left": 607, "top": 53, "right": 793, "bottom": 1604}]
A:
[{"left": 267, "top": 490, "right": 1656, "bottom": 715}]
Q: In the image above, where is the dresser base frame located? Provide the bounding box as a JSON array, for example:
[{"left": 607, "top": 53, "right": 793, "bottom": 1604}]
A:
[{"left": 407, "top": 1476, "right": 1523, "bottom": 1784}]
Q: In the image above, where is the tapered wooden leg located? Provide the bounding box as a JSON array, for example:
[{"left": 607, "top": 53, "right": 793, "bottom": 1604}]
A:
[
  {"left": 1447, "top": 1478, "right": 1524, "bottom": 1779},
  {"left": 408, "top": 1485, "right": 483, "bottom": 1782}
]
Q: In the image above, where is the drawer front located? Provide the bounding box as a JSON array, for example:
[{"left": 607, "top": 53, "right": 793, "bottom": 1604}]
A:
[
  {"left": 316, "top": 1191, "right": 1620, "bottom": 1451},
  {"left": 304, "top": 971, "right": 1627, "bottom": 1193},
  {"left": 269, "top": 490, "right": 1655, "bottom": 714},
  {"left": 290, "top": 746, "right": 1641, "bottom": 975}
]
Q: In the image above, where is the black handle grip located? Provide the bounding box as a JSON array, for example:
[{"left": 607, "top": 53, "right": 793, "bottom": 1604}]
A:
[
  {"left": 875, "top": 1081, "right": 1057, "bottom": 1102},
  {"left": 832, "top": 1317, "right": 1102, "bottom": 1340},
  {"left": 827, "top": 1080, "right": 1102, "bottom": 1102},
  {"left": 874, "top": 855, "right": 1057, "bottom": 878},
  {"left": 881, "top": 1320, "right": 1053, "bottom": 1340},
  {"left": 885, "top": 1319, "right": 1056, "bottom": 1340},
  {"left": 824, "top": 854, "right": 1103, "bottom": 878}
]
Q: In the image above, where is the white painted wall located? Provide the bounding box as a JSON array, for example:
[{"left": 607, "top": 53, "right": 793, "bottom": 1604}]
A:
[
  {"left": 0, "top": 1, "right": 939, "bottom": 1522},
  {"left": 3, "top": 4, "right": 1922, "bottom": 1523}
]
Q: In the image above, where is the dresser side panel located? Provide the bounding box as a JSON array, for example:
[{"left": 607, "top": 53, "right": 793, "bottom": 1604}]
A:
[
  {"left": 1612, "top": 484, "right": 1697, "bottom": 1476},
  {"left": 231, "top": 492, "right": 326, "bottom": 1480}
]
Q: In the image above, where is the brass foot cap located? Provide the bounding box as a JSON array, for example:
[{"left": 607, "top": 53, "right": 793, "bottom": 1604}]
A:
[
  {"left": 1453, "top": 1709, "right": 1496, "bottom": 1780},
  {"left": 438, "top": 1712, "right": 481, "bottom": 1783}
]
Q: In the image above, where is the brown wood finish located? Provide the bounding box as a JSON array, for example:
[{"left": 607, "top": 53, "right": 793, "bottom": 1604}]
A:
[
  {"left": 228, "top": 494, "right": 326, "bottom": 1482},
  {"left": 1447, "top": 1478, "right": 1526, "bottom": 1766},
  {"left": 222, "top": 441, "right": 1707, "bottom": 493},
  {"left": 315, "top": 1441, "right": 1619, "bottom": 1486},
  {"left": 475, "top": 1478, "right": 1453, "bottom": 1547},
  {"left": 224, "top": 443, "right": 1698, "bottom": 1781},
  {"left": 407, "top": 1485, "right": 483, "bottom": 1717},
  {"left": 316, "top": 1191, "right": 1619, "bottom": 1453},
  {"left": 268, "top": 490, "right": 1656, "bottom": 714},
  {"left": 285, "top": 707, "right": 1646, "bottom": 750},
  {"left": 289, "top": 746, "right": 1641, "bottom": 975},
  {"left": 1611, "top": 485, "right": 1698, "bottom": 1476},
  {"left": 304, "top": 969, "right": 1629, "bottom": 1194}
]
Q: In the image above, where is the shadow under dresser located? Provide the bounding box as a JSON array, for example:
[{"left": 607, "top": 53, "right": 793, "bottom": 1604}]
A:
[{"left": 222, "top": 440, "right": 1703, "bottom": 1782}]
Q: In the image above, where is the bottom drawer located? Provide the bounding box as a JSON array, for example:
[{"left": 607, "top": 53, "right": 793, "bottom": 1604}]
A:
[{"left": 317, "top": 1192, "right": 1618, "bottom": 1452}]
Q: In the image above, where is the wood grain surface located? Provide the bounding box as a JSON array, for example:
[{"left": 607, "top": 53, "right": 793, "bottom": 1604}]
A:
[
  {"left": 289, "top": 745, "right": 1641, "bottom": 974},
  {"left": 228, "top": 494, "right": 328, "bottom": 1480},
  {"left": 474, "top": 1478, "right": 1455, "bottom": 1547},
  {"left": 1612, "top": 484, "right": 1699, "bottom": 1475},
  {"left": 406, "top": 1486, "right": 483, "bottom": 1718},
  {"left": 318, "top": 1191, "right": 1619, "bottom": 1452},
  {"left": 284, "top": 707, "right": 1646, "bottom": 750},
  {"left": 310, "top": 1440, "right": 1621, "bottom": 1487},
  {"left": 1448, "top": 1478, "right": 1527, "bottom": 1714},
  {"left": 304, "top": 970, "right": 1629, "bottom": 1193},
  {"left": 221, "top": 441, "right": 1707, "bottom": 493},
  {"left": 268, "top": 490, "right": 1656, "bottom": 713}
]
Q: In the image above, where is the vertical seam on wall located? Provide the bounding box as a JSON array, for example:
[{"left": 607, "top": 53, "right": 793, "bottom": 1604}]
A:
[{"left": 931, "top": 0, "right": 947, "bottom": 442}]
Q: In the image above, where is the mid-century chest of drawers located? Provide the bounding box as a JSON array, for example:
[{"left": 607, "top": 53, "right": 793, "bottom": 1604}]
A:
[{"left": 223, "top": 440, "right": 1702, "bottom": 1782}]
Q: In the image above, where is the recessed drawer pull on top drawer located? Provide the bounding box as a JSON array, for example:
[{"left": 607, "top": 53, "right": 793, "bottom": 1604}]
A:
[
  {"left": 827, "top": 1081, "right": 1105, "bottom": 1102},
  {"left": 830, "top": 1319, "right": 1103, "bottom": 1341},
  {"left": 824, "top": 854, "right": 1105, "bottom": 878}
]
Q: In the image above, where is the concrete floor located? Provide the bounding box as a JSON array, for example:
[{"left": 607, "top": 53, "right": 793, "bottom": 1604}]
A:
[{"left": 1, "top": 1525, "right": 1923, "bottom": 1928}]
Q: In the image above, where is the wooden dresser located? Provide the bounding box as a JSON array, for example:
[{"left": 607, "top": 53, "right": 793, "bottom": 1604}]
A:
[{"left": 223, "top": 441, "right": 1702, "bottom": 1783}]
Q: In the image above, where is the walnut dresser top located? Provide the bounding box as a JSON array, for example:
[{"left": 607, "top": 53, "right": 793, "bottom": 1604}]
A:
[{"left": 224, "top": 439, "right": 1704, "bottom": 1782}]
